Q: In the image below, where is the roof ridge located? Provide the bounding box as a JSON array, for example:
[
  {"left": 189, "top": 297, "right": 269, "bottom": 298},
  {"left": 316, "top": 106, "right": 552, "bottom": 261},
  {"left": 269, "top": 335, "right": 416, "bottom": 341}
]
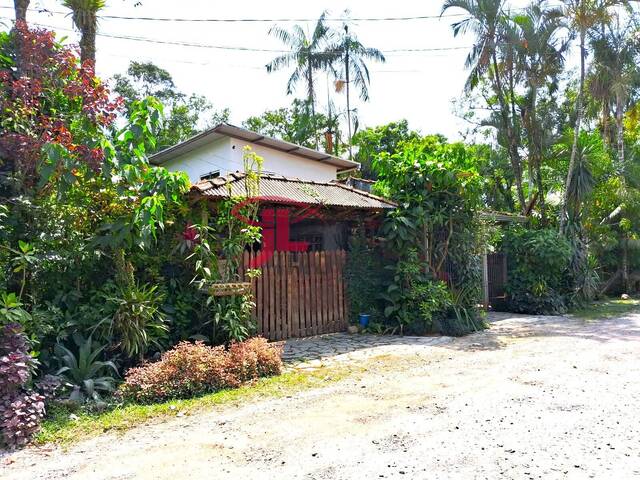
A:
[{"left": 332, "top": 181, "right": 397, "bottom": 206}]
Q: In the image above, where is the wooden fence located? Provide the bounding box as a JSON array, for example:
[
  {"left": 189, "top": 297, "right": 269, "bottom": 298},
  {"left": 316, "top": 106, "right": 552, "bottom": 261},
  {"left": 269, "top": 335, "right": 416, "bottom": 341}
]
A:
[{"left": 240, "top": 250, "right": 349, "bottom": 341}]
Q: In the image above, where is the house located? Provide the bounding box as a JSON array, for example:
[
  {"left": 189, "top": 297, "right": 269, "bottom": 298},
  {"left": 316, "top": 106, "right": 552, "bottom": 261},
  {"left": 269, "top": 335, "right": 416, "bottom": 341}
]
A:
[
  {"left": 154, "top": 124, "right": 396, "bottom": 341},
  {"left": 150, "top": 123, "right": 359, "bottom": 183}
]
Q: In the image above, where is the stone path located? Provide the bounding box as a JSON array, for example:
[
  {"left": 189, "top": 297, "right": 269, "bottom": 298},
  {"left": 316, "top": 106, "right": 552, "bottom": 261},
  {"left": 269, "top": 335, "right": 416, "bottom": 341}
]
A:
[{"left": 281, "top": 332, "right": 453, "bottom": 369}]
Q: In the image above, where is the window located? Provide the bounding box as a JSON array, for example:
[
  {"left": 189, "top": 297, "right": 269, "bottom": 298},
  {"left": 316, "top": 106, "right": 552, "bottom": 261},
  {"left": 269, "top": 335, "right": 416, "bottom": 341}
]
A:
[
  {"left": 200, "top": 170, "right": 220, "bottom": 181},
  {"left": 290, "top": 233, "right": 323, "bottom": 252}
]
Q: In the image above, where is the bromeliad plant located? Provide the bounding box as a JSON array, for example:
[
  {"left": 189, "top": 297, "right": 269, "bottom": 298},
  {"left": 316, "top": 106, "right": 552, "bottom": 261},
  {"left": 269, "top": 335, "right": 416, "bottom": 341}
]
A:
[{"left": 54, "top": 335, "right": 118, "bottom": 403}]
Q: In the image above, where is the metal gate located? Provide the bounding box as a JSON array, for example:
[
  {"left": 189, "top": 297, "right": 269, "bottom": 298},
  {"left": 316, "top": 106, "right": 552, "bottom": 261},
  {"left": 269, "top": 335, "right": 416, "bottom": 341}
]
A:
[{"left": 486, "top": 253, "right": 508, "bottom": 310}]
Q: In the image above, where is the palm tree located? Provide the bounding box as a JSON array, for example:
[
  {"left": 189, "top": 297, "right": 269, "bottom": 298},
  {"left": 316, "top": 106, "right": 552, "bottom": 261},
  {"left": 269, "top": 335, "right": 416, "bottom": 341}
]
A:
[
  {"left": 558, "top": 0, "right": 631, "bottom": 234},
  {"left": 14, "top": 0, "right": 30, "bottom": 23},
  {"left": 331, "top": 21, "right": 385, "bottom": 159},
  {"left": 266, "top": 12, "right": 335, "bottom": 147},
  {"left": 513, "top": 3, "right": 568, "bottom": 219},
  {"left": 590, "top": 19, "right": 638, "bottom": 173},
  {"left": 590, "top": 17, "right": 639, "bottom": 292},
  {"left": 62, "top": 0, "right": 106, "bottom": 66},
  {"left": 442, "top": 0, "right": 527, "bottom": 213}
]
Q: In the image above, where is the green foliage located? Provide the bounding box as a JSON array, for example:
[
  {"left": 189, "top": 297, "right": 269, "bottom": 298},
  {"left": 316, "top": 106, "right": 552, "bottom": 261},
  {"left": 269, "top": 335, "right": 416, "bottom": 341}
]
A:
[
  {"left": 380, "top": 250, "right": 452, "bottom": 335},
  {"left": 373, "top": 136, "right": 486, "bottom": 335},
  {"left": 352, "top": 120, "right": 420, "bottom": 179},
  {"left": 244, "top": 99, "right": 342, "bottom": 154},
  {"left": 95, "top": 282, "right": 169, "bottom": 361},
  {"left": 0, "top": 292, "right": 31, "bottom": 327},
  {"left": 54, "top": 335, "right": 118, "bottom": 403},
  {"left": 502, "top": 227, "right": 573, "bottom": 314},
  {"left": 207, "top": 294, "right": 256, "bottom": 343},
  {"left": 113, "top": 61, "right": 229, "bottom": 153},
  {"left": 344, "top": 232, "right": 387, "bottom": 324},
  {"left": 436, "top": 284, "right": 487, "bottom": 337}
]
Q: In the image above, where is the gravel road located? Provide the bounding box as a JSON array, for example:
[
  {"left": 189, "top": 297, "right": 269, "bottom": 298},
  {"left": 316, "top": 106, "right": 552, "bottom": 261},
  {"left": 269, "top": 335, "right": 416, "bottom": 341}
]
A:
[{"left": 2, "top": 311, "right": 640, "bottom": 480}]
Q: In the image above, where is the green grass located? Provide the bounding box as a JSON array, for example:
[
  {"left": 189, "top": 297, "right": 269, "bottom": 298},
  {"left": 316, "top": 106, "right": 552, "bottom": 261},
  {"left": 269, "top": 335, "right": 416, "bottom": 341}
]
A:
[
  {"left": 36, "top": 365, "right": 358, "bottom": 447},
  {"left": 570, "top": 297, "right": 640, "bottom": 321}
]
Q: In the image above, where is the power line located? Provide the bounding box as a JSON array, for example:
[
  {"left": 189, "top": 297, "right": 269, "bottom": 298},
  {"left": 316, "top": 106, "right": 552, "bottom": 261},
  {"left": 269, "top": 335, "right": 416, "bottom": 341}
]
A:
[
  {"left": 7, "top": 18, "right": 471, "bottom": 54},
  {"left": 0, "top": 6, "right": 468, "bottom": 22}
]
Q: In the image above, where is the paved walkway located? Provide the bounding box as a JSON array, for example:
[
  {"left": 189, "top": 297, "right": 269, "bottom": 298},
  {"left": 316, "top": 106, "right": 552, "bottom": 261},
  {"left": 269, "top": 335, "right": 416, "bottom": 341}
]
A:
[{"left": 281, "top": 332, "right": 453, "bottom": 369}]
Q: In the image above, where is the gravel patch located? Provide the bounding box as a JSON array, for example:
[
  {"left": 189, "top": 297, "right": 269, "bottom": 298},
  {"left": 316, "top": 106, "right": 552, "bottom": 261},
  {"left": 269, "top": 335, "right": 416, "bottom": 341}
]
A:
[{"left": 3, "top": 311, "right": 640, "bottom": 479}]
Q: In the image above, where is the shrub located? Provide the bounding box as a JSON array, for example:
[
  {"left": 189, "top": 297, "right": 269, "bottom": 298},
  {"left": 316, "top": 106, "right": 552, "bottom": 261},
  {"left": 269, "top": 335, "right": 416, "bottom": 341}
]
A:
[
  {"left": 502, "top": 227, "right": 573, "bottom": 315},
  {"left": 228, "top": 337, "right": 283, "bottom": 382},
  {"left": 0, "top": 324, "right": 45, "bottom": 448},
  {"left": 118, "top": 338, "right": 282, "bottom": 404}
]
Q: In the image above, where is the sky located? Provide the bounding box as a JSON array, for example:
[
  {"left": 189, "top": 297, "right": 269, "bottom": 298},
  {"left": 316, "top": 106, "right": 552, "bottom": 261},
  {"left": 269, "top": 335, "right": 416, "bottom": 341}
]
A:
[{"left": 1, "top": 0, "right": 541, "bottom": 141}]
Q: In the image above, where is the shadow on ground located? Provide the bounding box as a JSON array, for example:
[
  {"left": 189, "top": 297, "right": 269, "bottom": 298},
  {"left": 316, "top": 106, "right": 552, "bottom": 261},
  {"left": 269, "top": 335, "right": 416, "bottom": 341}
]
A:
[{"left": 282, "top": 310, "right": 640, "bottom": 364}]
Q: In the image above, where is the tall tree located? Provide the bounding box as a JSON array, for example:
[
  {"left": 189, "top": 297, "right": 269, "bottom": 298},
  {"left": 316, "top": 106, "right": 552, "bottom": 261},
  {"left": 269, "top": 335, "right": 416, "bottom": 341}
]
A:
[
  {"left": 266, "top": 12, "right": 335, "bottom": 147},
  {"left": 61, "top": 0, "right": 105, "bottom": 65},
  {"left": 558, "top": 0, "right": 631, "bottom": 234},
  {"left": 331, "top": 21, "right": 385, "bottom": 159},
  {"left": 442, "top": 0, "right": 528, "bottom": 213},
  {"left": 589, "top": 17, "right": 639, "bottom": 292},
  {"left": 513, "top": 3, "right": 568, "bottom": 219},
  {"left": 590, "top": 18, "right": 639, "bottom": 173}
]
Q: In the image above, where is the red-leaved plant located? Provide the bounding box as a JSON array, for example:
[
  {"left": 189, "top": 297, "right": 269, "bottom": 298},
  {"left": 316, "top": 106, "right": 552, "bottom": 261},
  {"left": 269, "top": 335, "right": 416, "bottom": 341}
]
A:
[
  {"left": 0, "top": 22, "right": 122, "bottom": 188},
  {"left": 0, "top": 324, "right": 45, "bottom": 448},
  {"left": 118, "top": 338, "right": 283, "bottom": 404}
]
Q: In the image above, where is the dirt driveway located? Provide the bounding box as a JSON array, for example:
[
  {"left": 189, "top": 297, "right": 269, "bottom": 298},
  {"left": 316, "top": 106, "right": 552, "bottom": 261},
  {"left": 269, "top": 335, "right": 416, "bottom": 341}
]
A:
[{"left": 3, "top": 312, "right": 640, "bottom": 480}]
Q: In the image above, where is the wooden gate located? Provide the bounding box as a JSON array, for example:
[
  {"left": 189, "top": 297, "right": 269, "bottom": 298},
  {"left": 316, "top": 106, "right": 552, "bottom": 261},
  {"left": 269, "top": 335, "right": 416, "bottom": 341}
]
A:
[
  {"left": 240, "top": 250, "right": 349, "bottom": 341},
  {"left": 486, "top": 252, "right": 508, "bottom": 310}
]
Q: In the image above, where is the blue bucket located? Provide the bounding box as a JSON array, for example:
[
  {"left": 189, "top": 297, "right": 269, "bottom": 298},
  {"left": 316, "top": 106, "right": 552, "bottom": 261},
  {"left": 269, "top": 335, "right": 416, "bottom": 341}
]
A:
[{"left": 359, "top": 314, "right": 370, "bottom": 328}]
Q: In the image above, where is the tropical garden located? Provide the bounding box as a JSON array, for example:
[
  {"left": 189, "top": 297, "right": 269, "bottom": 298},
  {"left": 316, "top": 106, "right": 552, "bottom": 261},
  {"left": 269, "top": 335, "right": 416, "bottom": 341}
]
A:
[{"left": 1, "top": 0, "right": 640, "bottom": 450}]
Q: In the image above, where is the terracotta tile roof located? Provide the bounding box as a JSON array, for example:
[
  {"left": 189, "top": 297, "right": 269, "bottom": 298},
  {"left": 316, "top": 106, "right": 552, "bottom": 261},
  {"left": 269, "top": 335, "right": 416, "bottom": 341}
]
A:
[{"left": 191, "top": 173, "right": 396, "bottom": 210}]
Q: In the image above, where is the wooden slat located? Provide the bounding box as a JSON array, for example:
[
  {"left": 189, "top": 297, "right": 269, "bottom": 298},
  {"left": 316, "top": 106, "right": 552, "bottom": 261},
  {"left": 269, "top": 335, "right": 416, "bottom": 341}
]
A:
[
  {"left": 290, "top": 253, "right": 298, "bottom": 337},
  {"left": 268, "top": 254, "right": 275, "bottom": 340},
  {"left": 248, "top": 250, "right": 351, "bottom": 340},
  {"left": 337, "top": 250, "right": 346, "bottom": 324},
  {"left": 303, "top": 251, "right": 311, "bottom": 336},
  {"left": 330, "top": 250, "right": 339, "bottom": 331},
  {"left": 325, "top": 251, "right": 334, "bottom": 332},
  {"left": 275, "top": 251, "right": 283, "bottom": 340}
]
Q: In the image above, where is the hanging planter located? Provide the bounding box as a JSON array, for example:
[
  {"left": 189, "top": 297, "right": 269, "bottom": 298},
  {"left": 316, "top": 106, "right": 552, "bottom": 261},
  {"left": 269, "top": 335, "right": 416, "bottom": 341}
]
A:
[{"left": 208, "top": 282, "right": 252, "bottom": 297}]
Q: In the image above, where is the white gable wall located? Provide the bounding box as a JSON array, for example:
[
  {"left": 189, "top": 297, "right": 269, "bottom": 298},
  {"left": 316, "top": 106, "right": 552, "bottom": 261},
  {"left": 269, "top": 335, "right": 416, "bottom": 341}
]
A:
[
  {"left": 162, "top": 137, "right": 233, "bottom": 183},
  {"left": 161, "top": 136, "right": 339, "bottom": 184},
  {"left": 228, "top": 139, "right": 338, "bottom": 182}
]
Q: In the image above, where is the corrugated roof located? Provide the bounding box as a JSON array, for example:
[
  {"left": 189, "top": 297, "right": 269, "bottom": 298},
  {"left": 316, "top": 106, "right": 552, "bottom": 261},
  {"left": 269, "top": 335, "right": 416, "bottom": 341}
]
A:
[
  {"left": 192, "top": 173, "right": 396, "bottom": 210},
  {"left": 150, "top": 123, "right": 359, "bottom": 172}
]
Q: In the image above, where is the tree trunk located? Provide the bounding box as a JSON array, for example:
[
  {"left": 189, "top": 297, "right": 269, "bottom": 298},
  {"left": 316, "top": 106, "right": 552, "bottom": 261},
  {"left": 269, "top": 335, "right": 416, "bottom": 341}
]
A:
[
  {"left": 79, "top": 20, "right": 97, "bottom": 66},
  {"left": 529, "top": 87, "right": 546, "bottom": 222},
  {"left": 12, "top": 0, "right": 30, "bottom": 78},
  {"left": 307, "top": 63, "right": 318, "bottom": 149},
  {"left": 491, "top": 51, "right": 526, "bottom": 213},
  {"left": 345, "top": 39, "right": 353, "bottom": 161},
  {"left": 602, "top": 102, "right": 611, "bottom": 147},
  {"left": 561, "top": 29, "right": 586, "bottom": 235},
  {"left": 13, "top": 0, "right": 29, "bottom": 23},
  {"left": 615, "top": 92, "right": 625, "bottom": 174},
  {"left": 621, "top": 235, "right": 629, "bottom": 294}
]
